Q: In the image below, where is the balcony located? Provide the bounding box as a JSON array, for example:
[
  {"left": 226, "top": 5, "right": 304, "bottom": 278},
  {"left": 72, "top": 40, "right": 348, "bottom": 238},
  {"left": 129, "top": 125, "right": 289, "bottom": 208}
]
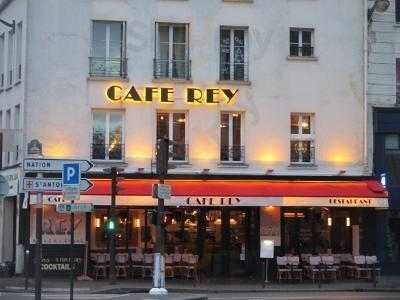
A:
[
  {"left": 219, "top": 63, "right": 249, "bottom": 82},
  {"left": 153, "top": 143, "right": 189, "bottom": 166},
  {"left": 153, "top": 59, "right": 191, "bottom": 80},
  {"left": 289, "top": 45, "right": 314, "bottom": 57},
  {"left": 220, "top": 145, "right": 246, "bottom": 163},
  {"left": 91, "top": 143, "right": 124, "bottom": 161},
  {"left": 89, "top": 57, "right": 128, "bottom": 78}
]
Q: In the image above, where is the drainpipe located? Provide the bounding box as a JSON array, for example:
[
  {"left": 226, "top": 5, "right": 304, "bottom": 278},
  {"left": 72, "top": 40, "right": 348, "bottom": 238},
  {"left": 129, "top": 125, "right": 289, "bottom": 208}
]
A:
[{"left": 363, "top": 0, "right": 370, "bottom": 175}]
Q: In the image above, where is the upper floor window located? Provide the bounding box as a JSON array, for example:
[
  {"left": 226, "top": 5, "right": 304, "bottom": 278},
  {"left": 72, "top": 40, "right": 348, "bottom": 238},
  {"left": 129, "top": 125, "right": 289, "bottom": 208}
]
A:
[
  {"left": 14, "top": 104, "right": 20, "bottom": 162},
  {"left": 220, "top": 27, "right": 248, "bottom": 82},
  {"left": 90, "top": 21, "right": 127, "bottom": 78},
  {"left": 0, "top": 34, "right": 4, "bottom": 89},
  {"left": 92, "top": 110, "right": 124, "bottom": 161},
  {"left": 7, "top": 29, "right": 14, "bottom": 86},
  {"left": 290, "top": 113, "right": 315, "bottom": 165},
  {"left": 5, "top": 109, "right": 10, "bottom": 165},
  {"left": 16, "top": 22, "right": 22, "bottom": 81},
  {"left": 396, "top": 0, "right": 400, "bottom": 23},
  {"left": 396, "top": 58, "right": 400, "bottom": 104},
  {"left": 220, "top": 112, "right": 245, "bottom": 163},
  {"left": 289, "top": 28, "right": 314, "bottom": 57},
  {"left": 156, "top": 111, "right": 188, "bottom": 162},
  {"left": 154, "top": 23, "right": 190, "bottom": 80}
]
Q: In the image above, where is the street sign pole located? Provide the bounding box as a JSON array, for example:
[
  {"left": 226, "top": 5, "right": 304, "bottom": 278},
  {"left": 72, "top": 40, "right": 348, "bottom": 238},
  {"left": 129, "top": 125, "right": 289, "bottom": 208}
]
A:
[
  {"left": 34, "top": 172, "right": 43, "bottom": 300},
  {"left": 70, "top": 204, "right": 74, "bottom": 300},
  {"left": 109, "top": 167, "right": 117, "bottom": 285}
]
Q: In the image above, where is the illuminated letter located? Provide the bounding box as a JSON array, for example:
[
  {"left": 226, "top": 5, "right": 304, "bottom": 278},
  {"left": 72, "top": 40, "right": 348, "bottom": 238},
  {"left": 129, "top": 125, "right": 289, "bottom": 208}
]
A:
[
  {"left": 145, "top": 87, "right": 158, "bottom": 102},
  {"left": 221, "top": 89, "right": 239, "bottom": 103},
  {"left": 206, "top": 89, "right": 220, "bottom": 104},
  {"left": 124, "top": 86, "right": 142, "bottom": 102},
  {"left": 186, "top": 88, "right": 203, "bottom": 103},
  {"left": 160, "top": 88, "right": 174, "bottom": 103},
  {"left": 106, "top": 85, "right": 123, "bottom": 102}
]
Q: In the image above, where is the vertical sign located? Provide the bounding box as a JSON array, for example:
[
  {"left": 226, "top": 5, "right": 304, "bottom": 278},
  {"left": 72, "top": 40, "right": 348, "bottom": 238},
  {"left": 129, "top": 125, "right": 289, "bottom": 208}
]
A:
[{"left": 62, "top": 163, "right": 80, "bottom": 201}]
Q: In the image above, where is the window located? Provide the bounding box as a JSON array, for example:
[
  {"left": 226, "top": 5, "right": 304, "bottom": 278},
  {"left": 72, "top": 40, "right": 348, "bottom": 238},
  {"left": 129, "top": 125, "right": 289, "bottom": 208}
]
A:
[
  {"left": 0, "top": 34, "right": 4, "bottom": 89},
  {"left": 220, "top": 27, "right": 248, "bottom": 81},
  {"left": 154, "top": 23, "right": 190, "bottom": 80},
  {"left": 290, "top": 113, "right": 315, "bottom": 164},
  {"left": 7, "top": 30, "right": 14, "bottom": 86},
  {"left": 14, "top": 104, "right": 20, "bottom": 162},
  {"left": 220, "top": 112, "right": 244, "bottom": 162},
  {"left": 5, "top": 109, "right": 10, "bottom": 164},
  {"left": 397, "top": 59, "right": 400, "bottom": 104},
  {"left": 16, "top": 22, "right": 22, "bottom": 81},
  {"left": 90, "top": 21, "right": 127, "bottom": 78},
  {"left": 289, "top": 28, "right": 314, "bottom": 57},
  {"left": 156, "top": 112, "right": 188, "bottom": 162},
  {"left": 92, "top": 110, "right": 124, "bottom": 160},
  {"left": 396, "top": 0, "right": 400, "bottom": 23}
]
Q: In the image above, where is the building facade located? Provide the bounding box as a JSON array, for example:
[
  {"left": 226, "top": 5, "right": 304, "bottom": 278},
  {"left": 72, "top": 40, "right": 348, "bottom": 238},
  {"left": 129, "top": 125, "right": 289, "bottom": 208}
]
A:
[
  {"left": 0, "top": 0, "right": 388, "bottom": 277},
  {"left": 368, "top": 0, "right": 400, "bottom": 272}
]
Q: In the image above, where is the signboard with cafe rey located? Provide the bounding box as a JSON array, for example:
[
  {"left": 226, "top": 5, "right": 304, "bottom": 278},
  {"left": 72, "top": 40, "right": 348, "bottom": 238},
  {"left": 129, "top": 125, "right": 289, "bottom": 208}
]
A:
[{"left": 106, "top": 84, "right": 239, "bottom": 104}]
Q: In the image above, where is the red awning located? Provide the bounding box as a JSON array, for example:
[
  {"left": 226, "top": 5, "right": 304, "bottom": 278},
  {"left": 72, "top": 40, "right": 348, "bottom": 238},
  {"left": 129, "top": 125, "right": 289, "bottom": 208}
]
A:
[{"left": 81, "top": 179, "right": 387, "bottom": 198}]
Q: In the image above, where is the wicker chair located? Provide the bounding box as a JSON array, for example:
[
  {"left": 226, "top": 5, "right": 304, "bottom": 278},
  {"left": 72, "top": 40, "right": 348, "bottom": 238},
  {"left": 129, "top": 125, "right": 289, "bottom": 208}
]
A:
[{"left": 276, "top": 256, "right": 291, "bottom": 282}]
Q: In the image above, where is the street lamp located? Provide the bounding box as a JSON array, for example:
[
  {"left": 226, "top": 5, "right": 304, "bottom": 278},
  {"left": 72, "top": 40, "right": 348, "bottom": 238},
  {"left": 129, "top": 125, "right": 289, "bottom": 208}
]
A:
[{"left": 368, "top": 0, "right": 390, "bottom": 23}]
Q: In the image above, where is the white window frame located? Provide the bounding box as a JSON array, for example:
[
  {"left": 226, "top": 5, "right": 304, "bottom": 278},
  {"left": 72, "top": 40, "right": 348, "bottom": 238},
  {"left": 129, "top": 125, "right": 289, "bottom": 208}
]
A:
[
  {"left": 91, "top": 110, "right": 125, "bottom": 161},
  {"left": 90, "top": 20, "right": 127, "bottom": 76},
  {"left": 156, "top": 111, "right": 188, "bottom": 162},
  {"left": 220, "top": 27, "right": 248, "bottom": 81},
  {"left": 7, "top": 29, "right": 14, "bottom": 87},
  {"left": 220, "top": 111, "right": 245, "bottom": 163},
  {"left": 155, "top": 22, "right": 189, "bottom": 79},
  {"left": 16, "top": 22, "right": 22, "bottom": 81},
  {"left": 289, "top": 28, "right": 314, "bottom": 57},
  {"left": 290, "top": 113, "right": 315, "bottom": 165}
]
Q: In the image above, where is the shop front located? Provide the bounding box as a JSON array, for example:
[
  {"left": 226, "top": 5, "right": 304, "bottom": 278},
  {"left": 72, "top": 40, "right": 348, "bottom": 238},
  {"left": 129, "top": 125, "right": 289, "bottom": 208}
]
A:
[{"left": 28, "top": 177, "right": 388, "bottom": 278}]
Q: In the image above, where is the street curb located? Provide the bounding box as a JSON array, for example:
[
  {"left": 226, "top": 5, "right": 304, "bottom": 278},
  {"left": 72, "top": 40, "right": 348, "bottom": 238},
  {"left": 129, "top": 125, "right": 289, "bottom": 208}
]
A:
[{"left": 3, "top": 286, "right": 91, "bottom": 293}]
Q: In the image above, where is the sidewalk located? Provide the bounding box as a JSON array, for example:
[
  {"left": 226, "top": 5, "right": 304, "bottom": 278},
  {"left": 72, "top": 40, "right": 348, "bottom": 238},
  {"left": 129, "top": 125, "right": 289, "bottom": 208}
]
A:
[{"left": 1, "top": 276, "right": 400, "bottom": 294}]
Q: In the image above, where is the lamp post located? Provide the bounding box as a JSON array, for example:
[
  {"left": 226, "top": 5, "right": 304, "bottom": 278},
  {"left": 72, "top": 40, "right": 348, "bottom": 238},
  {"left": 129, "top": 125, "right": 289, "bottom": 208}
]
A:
[{"left": 27, "top": 139, "right": 43, "bottom": 300}]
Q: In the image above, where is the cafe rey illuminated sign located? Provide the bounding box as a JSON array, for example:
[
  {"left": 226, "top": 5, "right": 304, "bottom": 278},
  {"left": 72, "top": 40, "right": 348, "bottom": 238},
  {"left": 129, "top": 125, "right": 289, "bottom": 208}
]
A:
[{"left": 106, "top": 85, "right": 239, "bottom": 104}]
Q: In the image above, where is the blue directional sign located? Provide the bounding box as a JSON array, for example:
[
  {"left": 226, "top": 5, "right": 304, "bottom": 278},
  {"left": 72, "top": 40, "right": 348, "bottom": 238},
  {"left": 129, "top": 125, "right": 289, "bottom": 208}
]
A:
[{"left": 63, "top": 163, "right": 80, "bottom": 186}]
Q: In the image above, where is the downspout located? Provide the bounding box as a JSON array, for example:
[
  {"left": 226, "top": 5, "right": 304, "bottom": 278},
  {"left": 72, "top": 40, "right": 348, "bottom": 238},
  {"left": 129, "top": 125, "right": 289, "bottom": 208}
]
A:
[{"left": 363, "top": 0, "right": 370, "bottom": 175}]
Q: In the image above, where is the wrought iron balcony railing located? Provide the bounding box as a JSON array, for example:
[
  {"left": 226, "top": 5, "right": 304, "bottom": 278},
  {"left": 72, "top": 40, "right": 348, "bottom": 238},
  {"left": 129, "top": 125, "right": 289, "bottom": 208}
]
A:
[
  {"left": 290, "top": 142, "right": 315, "bottom": 165},
  {"left": 89, "top": 57, "right": 128, "bottom": 78},
  {"left": 153, "top": 59, "right": 191, "bottom": 80},
  {"left": 220, "top": 145, "right": 245, "bottom": 163},
  {"left": 219, "top": 62, "right": 249, "bottom": 82},
  {"left": 91, "top": 143, "right": 124, "bottom": 161},
  {"left": 153, "top": 143, "right": 189, "bottom": 163},
  {"left": 289, "top": 45, "right": 314, "bottom": 57}
]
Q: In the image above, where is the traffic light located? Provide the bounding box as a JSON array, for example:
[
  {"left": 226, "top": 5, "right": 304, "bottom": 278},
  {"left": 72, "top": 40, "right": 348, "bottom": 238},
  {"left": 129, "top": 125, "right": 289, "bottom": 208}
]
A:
[{"left": 107, "top": 219, "right": 116, "bottom": 231}]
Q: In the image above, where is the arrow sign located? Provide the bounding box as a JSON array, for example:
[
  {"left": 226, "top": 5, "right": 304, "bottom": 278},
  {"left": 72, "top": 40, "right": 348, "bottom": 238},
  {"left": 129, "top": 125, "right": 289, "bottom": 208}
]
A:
[
  {"left": 23, "top": 158, "right": 93, "bottom": 173},
  {"left": 23, "top": 178, "right": 93, "bottom": 192}
]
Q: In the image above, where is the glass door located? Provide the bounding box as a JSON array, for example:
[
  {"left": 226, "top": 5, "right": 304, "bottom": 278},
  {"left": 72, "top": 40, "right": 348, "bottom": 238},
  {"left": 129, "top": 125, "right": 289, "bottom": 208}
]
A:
[{"left": 228, "top": 209, "right": 248, "bottom": 276}]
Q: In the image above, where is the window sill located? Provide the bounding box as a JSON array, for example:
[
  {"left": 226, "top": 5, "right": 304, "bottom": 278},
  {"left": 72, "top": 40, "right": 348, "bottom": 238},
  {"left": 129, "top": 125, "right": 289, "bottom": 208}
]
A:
[
  {"left": 87, "top": 76, "right": 129, "bottom": 82},
  {"left": 152, "top": 78, "right": 192, "bottom": 84},
  {"left": 217, "top": 80, "right": 251, "bottom": 86},
  {"left": 218, "top": 162, "right": 249, "bottom": 168},
  {"left": 223, "top": 0, "right": 253, "bottom": 3},
  {"left": 287, "top": 56, "right": 318, "bottom": 62},
  {"left": 287, "top": 163, "right": 318, "bottom": 170}
]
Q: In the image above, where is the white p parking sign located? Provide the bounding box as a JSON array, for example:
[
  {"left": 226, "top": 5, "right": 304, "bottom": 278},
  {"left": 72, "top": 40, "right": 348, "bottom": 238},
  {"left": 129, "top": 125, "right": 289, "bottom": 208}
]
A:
[{"left": 63, "top": 163, "right": 81, "bottom": 201}]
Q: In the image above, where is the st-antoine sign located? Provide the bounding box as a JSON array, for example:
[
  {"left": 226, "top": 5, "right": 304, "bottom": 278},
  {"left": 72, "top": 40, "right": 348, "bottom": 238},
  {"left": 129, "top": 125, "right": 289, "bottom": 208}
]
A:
[{"left": 106, "top": 84, "right": 239, "bottom": 104}]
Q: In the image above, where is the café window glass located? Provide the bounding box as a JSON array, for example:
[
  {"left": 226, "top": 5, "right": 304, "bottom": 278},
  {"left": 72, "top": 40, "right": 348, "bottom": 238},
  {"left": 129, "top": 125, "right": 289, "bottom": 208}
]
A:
[
  {"left": 290, "top": 113, "right": 315, "bottom": 165},
  {"left": 220, "top": 112, "right": 244, "bottom": 163},
  {"left": 154, "top": 23, "right": 190, "bottom": 80},
  {"left": 220, "top": 27, "right": 248, "bottom": 81},
  {"left": 90, "top": 21, "right": 127, "bottom": 78},
  {"left": 156, "top": 111, "right": 188, "bottom": 162},
  {"left": 92, "top": 110, "right": 124, "bottom": 161}
]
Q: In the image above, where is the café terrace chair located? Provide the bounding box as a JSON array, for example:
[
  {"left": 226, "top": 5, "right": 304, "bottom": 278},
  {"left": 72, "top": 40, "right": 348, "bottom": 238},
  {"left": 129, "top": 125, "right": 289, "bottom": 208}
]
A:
[
  {"left": 185, "top": 254, "right": 199, "bottom": 283},
  {"left": 131, "top": 253, "right": 145, "bottom": 278},
  {"left": 165, "top": 254, "right": 175, "bottom": 278},
  {"left": 308, "top": 256, "right": 322, "bottom": 283},
  {"left": 366, "top": 255, "right": 381, "bottom": 282},
  {"left": 321, "top": 255, "right": 338, "bottom": 281},
  {"left": 115, "top": 253, "right": 129, "bottom": 278},
  {"left": 287, "top": 256, "right": 303, "bottom": 282},
  {"left": 276, "top": 256, "right": 291, "bottom": 283},
  {"left": 143, "top": 253, "right": 154, "bottom": 278},
  {"left": 93, "top": 253, "right": 107, "bottom": 280},
  {"left": 354, "top": 255, "right": 370, "bottom": 280}
]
